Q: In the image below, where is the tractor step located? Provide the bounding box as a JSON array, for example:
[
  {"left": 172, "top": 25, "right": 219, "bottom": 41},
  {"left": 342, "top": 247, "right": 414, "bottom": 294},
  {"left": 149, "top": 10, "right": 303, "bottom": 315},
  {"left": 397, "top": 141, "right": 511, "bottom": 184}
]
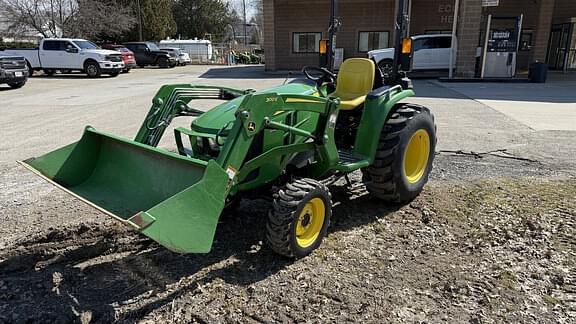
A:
[{"left": 335, "top": 150, "right": 370, "bottom": 171}]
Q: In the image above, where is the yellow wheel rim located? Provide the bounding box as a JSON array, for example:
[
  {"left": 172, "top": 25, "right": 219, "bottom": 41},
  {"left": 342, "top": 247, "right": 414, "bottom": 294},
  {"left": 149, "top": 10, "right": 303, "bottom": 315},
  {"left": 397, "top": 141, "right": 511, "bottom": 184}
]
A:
[
  {"left": 403, "top": 129, "right": 431, "bottom": 184},
  {"left": 295, "top": 198, "right": 325, "bottom": 248}
]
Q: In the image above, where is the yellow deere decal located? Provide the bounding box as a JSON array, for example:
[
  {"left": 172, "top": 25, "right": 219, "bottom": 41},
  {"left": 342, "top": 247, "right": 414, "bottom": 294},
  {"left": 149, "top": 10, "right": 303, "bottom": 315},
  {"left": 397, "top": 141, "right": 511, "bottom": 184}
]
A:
[{"left": 247, "top": 122, "right": 256, "bottom": 131}]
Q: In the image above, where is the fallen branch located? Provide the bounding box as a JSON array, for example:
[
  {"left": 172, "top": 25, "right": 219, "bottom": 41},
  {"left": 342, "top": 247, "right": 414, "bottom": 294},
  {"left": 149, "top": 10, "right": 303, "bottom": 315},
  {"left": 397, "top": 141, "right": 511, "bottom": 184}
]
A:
[{"left": 438, "top": 149, "right": 540, "bottom": 164}]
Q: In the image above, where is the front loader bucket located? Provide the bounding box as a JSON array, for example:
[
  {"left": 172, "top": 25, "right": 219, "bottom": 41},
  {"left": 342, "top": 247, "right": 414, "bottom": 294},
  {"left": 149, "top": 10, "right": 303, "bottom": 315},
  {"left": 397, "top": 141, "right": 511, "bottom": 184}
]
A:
[{"left": 20, "top": 127, "right": 230, "bottom": 253}]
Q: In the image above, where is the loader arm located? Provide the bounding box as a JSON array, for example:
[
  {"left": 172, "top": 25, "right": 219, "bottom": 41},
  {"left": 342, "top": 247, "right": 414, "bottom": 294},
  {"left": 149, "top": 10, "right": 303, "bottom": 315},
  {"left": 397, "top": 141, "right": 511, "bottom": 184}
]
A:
[
  {"left": 215, "top": 92, "right": 340, "bottom": 188},
  {"left": 135, "top": 85, "right": 253, "bottom": 147}
]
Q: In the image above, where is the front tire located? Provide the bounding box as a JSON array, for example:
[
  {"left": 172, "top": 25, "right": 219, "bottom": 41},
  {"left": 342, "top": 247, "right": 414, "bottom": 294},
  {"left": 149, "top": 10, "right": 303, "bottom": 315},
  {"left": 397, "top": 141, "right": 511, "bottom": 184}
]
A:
[
  {"left": 267, "top": 178, "right": 332, "bottom": 258},
  {"left": 108, "top": 71, "right": 120, "bottom": 77},
  {"left": 84, "top": 61, "right": 101, "bottom": 78},
  {"left": 8, "top": 81, "right": 26, "bottom": 89},
  {"left": 362, "top": 104, "right": 436, "bottom": 204}
]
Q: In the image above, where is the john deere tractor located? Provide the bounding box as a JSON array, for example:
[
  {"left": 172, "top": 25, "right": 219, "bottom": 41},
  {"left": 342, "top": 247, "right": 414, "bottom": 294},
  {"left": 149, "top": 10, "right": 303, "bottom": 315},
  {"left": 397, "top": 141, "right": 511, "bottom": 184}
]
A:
[{"left": 21, "top": 0, "right": 436, "bottom": 258}]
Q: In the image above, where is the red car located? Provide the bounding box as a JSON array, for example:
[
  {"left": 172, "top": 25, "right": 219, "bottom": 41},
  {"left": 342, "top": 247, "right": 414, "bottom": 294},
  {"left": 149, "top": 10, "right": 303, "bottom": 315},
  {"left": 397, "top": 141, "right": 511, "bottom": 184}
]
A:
[{"left": 101, "top": 44, "right": 137, "bottom": 72}]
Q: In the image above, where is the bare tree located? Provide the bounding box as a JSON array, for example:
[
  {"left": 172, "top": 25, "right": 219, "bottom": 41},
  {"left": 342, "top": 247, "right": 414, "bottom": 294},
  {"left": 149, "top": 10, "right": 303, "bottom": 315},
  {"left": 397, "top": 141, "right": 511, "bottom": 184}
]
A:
[
  {"left": 1, "top": 0, "right": 77, "bottom": 37},
  {"left": 249, "top": 0, "right": 263, "bottom": 45},
  {"left": 1, "top": 0, "right": 135, "bottom": 39},
  {"left": 69, "top": 0, "right": 136, "bottom": 39}
]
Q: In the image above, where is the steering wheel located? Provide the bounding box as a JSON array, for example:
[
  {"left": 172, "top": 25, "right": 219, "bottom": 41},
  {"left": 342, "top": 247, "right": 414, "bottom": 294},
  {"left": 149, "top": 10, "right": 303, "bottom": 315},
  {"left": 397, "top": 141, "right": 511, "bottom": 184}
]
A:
[{"left": 302, "top": 66, "right": 336, "bottom": 87}]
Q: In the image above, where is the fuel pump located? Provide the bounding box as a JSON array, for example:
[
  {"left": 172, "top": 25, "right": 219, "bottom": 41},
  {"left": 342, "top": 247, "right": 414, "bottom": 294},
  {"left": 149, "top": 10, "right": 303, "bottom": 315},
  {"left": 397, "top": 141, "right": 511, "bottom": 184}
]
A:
[{"left": 481, "top": 15, "right": 524, "bottom": 78}]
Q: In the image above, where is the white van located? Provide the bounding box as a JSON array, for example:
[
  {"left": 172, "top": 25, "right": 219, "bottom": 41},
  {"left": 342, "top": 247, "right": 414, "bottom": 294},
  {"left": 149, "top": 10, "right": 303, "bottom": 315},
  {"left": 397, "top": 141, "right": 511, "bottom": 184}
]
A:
[{"left": 159, "top": 39, "right": 213, "bottom": 63}]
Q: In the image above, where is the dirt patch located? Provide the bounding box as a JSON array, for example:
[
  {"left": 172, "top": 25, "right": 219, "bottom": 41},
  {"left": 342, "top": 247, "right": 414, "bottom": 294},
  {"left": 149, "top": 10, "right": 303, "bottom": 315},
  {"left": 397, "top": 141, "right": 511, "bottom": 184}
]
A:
[{"left": 1, "top": 175, "right": 574, "bottom": 323}]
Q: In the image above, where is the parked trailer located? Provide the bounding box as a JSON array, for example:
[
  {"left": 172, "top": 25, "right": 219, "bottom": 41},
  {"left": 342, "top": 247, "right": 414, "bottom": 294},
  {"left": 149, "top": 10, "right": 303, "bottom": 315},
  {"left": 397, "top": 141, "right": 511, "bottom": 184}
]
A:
[{"left": 159, "top": 39, "right": 213, "bottom": 63}]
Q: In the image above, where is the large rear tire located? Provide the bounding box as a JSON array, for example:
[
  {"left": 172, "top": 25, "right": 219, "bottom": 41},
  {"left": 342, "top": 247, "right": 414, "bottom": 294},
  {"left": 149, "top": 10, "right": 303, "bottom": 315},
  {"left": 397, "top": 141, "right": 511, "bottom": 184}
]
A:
[
  {"left": 158, "top": 57, "right": 169, "bottom": 68},
  {"left": 26, "top": 61, "right": 34, "bottom": 77},
  {"left": 266, "top": 178, "right": 332, "bottom": 258},
  {"left": 362, "top": 104, "right": 436, "bottom": 204}
]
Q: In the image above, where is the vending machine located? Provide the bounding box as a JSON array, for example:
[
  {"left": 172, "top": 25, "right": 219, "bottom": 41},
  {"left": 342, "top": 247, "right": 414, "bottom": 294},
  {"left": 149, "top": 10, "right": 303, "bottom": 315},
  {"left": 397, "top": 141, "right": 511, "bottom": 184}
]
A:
[{"left": 481, "top": 15, "right": 524, "bottom": 78}]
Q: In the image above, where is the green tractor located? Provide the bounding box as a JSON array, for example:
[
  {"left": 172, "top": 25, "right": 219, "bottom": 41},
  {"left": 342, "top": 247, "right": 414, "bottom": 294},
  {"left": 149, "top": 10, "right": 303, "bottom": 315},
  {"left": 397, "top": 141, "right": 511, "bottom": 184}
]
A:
[{"left": 21, "top": 2, "right": 436, "bottom": 258}]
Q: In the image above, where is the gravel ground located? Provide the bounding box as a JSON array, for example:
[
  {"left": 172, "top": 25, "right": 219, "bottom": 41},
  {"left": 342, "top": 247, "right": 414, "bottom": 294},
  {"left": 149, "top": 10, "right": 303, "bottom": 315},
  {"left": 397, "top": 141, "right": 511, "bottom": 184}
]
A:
[{"left": 1, "top": 153, "right": 574, "bottom": 323}]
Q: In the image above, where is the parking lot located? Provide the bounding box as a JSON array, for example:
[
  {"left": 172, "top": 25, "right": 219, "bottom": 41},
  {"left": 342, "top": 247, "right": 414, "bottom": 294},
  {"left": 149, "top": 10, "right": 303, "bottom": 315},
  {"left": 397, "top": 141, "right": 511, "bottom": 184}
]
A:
[{"left": 1, "top": 66, "right": 575, "bottom": 323}]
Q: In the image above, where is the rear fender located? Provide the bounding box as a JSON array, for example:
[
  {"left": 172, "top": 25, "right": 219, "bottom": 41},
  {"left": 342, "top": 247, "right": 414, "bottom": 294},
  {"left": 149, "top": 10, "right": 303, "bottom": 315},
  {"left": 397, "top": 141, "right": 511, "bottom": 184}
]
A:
[{"left": 353, "top": 86, "right": 415, "bottom": 163}]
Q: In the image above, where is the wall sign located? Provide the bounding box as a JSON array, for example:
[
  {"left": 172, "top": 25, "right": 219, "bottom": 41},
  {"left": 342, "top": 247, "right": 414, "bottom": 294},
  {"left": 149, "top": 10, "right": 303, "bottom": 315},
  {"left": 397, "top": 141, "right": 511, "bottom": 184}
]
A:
[
  {"left": 482, "top": 0, "right": 499, "bottom": 7},
  {"left": 439, "top": 4, "right": 454, "bottom": 24}
]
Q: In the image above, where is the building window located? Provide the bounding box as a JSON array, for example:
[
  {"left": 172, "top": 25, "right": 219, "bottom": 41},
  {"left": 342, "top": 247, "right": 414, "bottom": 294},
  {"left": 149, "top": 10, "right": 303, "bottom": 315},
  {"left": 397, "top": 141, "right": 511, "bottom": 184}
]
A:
[
  {"left": 293, "top": 32, "right": 322, "bottom": 53},
  {"left": 358, "top": 31, "right": 389, "bottom": 52}
]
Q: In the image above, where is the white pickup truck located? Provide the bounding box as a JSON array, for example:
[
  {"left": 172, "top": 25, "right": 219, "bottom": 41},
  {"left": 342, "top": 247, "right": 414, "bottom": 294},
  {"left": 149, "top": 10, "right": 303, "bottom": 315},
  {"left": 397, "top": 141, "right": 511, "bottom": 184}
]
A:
[
  {"left": 3, "top": 38, "right": 124, "bottom": 78},
  {"left": 368, "top": 34, "right": 455, "bottom": 78}
]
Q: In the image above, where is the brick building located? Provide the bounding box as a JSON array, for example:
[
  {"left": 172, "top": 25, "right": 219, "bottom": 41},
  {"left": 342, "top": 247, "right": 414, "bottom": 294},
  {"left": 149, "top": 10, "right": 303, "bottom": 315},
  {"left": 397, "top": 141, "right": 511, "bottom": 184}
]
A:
[{"left": 263, "top": 0, "right": 576, "bottom": 77}]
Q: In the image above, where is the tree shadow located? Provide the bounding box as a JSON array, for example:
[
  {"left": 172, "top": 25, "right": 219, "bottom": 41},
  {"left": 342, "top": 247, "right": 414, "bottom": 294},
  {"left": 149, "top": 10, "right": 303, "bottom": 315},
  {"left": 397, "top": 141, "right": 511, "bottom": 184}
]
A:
[
  {"left": 32, "top": 73, "right": 119, "bottom": 80},
  {"left": 0, "top": 182, "right": 398, "bottom": 323},
  {"left": 199, "top": 65, "right": 286, "bottom": 79},
  {"left": 0, "top": 85, "right": 19, "bottom": 91}
]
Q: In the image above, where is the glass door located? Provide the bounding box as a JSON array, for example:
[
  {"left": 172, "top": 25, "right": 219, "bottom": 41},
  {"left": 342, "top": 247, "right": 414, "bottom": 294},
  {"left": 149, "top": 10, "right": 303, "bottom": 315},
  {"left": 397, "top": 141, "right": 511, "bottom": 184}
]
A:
[
  {"left": 547, "top": 23, "right": 573, "bottom": 70},
  {"left": 568, "top": 23, "right": 576, "bottom": 70}
]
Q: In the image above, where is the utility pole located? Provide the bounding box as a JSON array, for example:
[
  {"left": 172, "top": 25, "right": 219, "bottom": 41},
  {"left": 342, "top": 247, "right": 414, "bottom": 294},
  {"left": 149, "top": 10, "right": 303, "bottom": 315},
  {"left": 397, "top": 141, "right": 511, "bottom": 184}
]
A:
[
  {"left": 392, "top": 0, "right": 409, "bottom": 82},
  {"left": 243, "top": 0, "right": 247, "bottom": 46},
  {"left": 327, "top": 0, "right": 338, "bottom": 71},
  {"left": 449, "top": 0, "right": 460, "bottom": 79},
  {"left": 136, "top": 0, "right": 143, "bottom": 41}
]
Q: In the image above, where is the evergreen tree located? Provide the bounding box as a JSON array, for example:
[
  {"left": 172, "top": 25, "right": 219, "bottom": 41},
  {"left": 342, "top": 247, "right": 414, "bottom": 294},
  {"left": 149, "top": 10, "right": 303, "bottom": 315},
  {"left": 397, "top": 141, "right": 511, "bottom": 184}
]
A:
[
  {"left": 172, "top": 0, "right": 238, "bottom": 41},
  {"left": 118, "top": 0, "right": 176, "bottom": 41}
]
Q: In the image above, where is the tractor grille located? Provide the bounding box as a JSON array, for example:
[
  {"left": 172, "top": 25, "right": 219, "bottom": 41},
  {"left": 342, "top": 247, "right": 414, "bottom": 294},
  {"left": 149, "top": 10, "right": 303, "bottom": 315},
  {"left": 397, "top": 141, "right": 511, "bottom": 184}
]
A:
[
  {"left": 107, "top": 54, "right": 123, "bottom": 62},
  {"left": 0, "top": 57, "right": 26, "bottom": 70}
]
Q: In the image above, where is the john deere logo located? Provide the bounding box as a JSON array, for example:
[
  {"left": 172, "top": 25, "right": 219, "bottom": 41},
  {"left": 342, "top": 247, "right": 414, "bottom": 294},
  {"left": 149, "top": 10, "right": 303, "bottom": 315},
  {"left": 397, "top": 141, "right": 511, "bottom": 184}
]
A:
[
  {"left": 266, "top": 97, "right": 278, "bottom": 103},
  {"left": 247, "top": 122, "right": 256, "bottom": 131}
]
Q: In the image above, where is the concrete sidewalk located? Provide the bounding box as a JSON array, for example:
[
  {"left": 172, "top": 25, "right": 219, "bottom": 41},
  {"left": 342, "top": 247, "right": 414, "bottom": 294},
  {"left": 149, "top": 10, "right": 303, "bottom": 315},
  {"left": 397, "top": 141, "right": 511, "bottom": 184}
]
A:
[
  {"left": 435, "top": 73, "right": 576, "bottom": 131},
  {"left": 410, "top": 79, "right": 576, "bottom": 173}
]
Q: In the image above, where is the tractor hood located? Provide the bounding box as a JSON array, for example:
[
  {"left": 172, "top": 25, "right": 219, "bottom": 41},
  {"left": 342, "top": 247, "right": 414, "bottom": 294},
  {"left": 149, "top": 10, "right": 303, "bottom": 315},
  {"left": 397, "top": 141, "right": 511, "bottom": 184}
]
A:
[{"left": 191, "top": 81, "right": 319, "bottom": 134}]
